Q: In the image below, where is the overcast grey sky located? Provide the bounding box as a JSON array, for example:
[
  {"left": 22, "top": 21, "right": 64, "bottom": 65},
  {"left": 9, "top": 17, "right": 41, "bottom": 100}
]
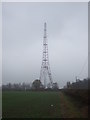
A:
[{"left": 2, "top": 2, "right": 88, "bottom": 88}]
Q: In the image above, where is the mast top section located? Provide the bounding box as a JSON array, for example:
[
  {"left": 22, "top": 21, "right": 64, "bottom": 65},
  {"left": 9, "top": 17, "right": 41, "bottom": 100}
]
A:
[{"left": 44, "top": 22, "right": 47, "bottom": 31}]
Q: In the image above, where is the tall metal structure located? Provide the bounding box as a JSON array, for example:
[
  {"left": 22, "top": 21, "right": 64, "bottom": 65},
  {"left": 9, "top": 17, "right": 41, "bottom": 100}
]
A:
[{"left": 39, "top": 22, "right": 53, "bottom": 88}]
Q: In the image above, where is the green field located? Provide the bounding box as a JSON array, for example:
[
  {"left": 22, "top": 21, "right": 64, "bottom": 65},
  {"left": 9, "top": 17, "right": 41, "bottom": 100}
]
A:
[
  {"left": 3, "top": 91, "right": 61, "bottom": 118},
  {"left": 2, "top": 91, "right": 88, "bottom": 118}
]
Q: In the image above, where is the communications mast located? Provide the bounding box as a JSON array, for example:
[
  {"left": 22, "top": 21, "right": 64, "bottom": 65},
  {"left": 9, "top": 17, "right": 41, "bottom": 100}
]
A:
[{"left": 39, "top": 23, "right": 53, "bottom": 88}]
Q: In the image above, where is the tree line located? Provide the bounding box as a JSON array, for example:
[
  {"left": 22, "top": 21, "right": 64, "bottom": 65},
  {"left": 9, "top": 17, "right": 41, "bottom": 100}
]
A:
[
  {"left": 63, "top": 78, "right": 89, "bottom": 89},
  {"left": 2, "top": 77, "right": 89, "bottom": 91},
  {"left": 2, "top": 79, "right": 59, "bottom": 91}
]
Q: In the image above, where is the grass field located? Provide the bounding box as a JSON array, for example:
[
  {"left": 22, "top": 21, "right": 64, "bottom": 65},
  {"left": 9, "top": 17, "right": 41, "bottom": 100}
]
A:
[
  {"left": 2, "top": 91, "right": 61, "bottom": 118},
  {"left": 2, "top": 91, "right": 88, "bottom": 118}
]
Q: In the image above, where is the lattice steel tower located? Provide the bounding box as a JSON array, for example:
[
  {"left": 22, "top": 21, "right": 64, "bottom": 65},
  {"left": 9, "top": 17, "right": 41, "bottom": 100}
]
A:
[{"left": 39, "top": 22, "right": 53, "bottom": 88}]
